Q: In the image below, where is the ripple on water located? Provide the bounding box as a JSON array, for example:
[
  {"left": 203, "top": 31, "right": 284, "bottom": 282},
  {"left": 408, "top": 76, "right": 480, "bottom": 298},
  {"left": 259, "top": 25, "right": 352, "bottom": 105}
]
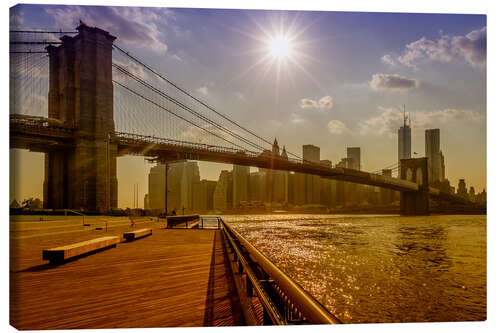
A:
[{"left": 227, "top": 214, "right": 486, "bottom": 323}]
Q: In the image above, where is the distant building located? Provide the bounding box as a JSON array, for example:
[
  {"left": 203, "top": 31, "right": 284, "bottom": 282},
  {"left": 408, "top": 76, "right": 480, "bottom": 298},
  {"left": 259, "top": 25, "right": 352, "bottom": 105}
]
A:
[
  {"left": 147, "top": 161, "right": 200, "bottom": 213},
  {"left": 143, "top": 194, "right": 150, "bottom": 210},
  {"left": 303, "top": 144, "right": 320, "bottom": 163},
  {"left": 233, "top": 165, "right": 250, "bottom": 208},
  {"left": 457, "top": 179, "right": 468, "bottom": 198},
  {"left": 425, "top": 129, "right": 445, "bottom": 184},
  {"left": 469, "top": 186, "right": 476, "bottom": 202},
  {"left": 347, "top": 147, "right": 361, "bottom": 170},
  {"left": 249, "top": 171, "right": 267, "bottom": 202},
  {"left": 398, "top": 109, "right": 411, "bottom": 178},
  {"left": 180, "top": 162, "right": 200, "bottom": 211},
  {"left": 213, "top": 170, "right": 232, "bottom": 211},
  {"left": 192, "top": 180, "right": 217, "bottom": 212},
  {"left": 147, "top": 164, "right": 166, "bottom": 211}
]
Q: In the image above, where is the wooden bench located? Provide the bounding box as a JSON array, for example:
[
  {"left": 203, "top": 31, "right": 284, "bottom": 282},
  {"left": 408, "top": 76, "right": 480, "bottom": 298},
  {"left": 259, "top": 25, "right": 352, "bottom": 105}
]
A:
[
  {"left": 42, "top": 236, "right": 120, "bottom": 264},
  {"left": 123, "top": 228, "right": 152, "bottom": 242}
]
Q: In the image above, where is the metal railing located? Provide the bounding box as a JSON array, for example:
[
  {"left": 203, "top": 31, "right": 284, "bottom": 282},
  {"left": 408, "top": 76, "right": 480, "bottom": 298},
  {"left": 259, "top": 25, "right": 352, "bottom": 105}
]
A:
[
  {"left": 166, "top": 215, "right": 200, "bottom": 229},
  {"left": 220, "top": 219, "right": 341, "bottom": 325},
  {"left": 64, "top": 209, "right": 87, "bottom": 226},
  {"left": 199, "top": 216, "right": 222, "bottom": 229}
]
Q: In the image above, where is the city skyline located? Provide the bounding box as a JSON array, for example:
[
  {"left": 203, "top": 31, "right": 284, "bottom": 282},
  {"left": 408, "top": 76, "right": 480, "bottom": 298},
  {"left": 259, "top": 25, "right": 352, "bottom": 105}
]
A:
[{"left": 9, "top": 5, "right": 486, "bottom": 208}]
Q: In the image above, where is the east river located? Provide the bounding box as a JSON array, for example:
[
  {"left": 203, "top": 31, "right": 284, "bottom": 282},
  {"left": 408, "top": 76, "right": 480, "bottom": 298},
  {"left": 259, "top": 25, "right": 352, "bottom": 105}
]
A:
[{"left": 224, "top": 214, "right": 486, "bottom": 323}]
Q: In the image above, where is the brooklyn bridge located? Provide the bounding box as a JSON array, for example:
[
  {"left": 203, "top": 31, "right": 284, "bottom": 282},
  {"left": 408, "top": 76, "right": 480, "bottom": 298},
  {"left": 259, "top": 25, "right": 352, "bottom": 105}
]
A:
[{"left": 9, "top": 23, "right": 477, "bottom": 215}]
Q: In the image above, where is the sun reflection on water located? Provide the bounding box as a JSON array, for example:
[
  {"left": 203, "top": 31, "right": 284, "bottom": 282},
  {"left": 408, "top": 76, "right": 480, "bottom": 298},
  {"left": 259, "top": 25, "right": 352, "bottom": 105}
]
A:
[{"left": 224, "top": 214, "right": 486, "bottom": 323}]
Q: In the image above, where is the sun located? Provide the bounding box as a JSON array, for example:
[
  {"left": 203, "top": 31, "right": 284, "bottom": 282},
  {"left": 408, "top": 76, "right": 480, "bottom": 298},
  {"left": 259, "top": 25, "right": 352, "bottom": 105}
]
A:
[{"left": 268, "top": 35, "right": 292, "bottom": 60}]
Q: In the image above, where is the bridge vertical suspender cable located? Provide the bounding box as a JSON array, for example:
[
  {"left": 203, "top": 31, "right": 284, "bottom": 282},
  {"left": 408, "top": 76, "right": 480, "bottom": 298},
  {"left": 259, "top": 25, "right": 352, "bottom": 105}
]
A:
[{"left": 112, "top": 44, "right": 305, "bottom": 161}]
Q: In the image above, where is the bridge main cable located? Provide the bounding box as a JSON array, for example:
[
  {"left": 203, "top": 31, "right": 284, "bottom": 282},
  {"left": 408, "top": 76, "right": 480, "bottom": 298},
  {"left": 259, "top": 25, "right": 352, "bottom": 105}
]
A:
[
  {"left": 113, "top": 44, "right": 304, "bottom": 161},
  {"left": 112, "top": 62, "right": 267, "bottom": 152},
  {"left": 112, "top": 79, "right": 252, "bottom": 152}
]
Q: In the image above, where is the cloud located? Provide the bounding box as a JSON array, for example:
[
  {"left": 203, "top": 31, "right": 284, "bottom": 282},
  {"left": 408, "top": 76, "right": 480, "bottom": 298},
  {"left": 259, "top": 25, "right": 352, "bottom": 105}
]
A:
[
  {"left": 318, "top": 96, "right": 333, "bottom": 109},
  {"left": 45, "top": 6, "right": 168, "bottom": 53},
  {"left": 359, "top": 106, "right": 484, "bottom": 137},
  {"left": 300, "top": 98, "right": 318, "bottom": 109},
  {"left": 327, "top": 120, "right": 348, "bottom": 135},
  {"left": 197, "top": 86, "right": 209, "bottom": 96},
  {"left": 380, "top": 54, "right": 396, "bottom": 66},
  {"left": 370, "top": 73, "right": 419, "bottom": 92},
  {"left": 386, "top": 26, "right": 486, "bottom": 69},
  {"left": 300, "top": 95, "right": 333, "bottom": 110}
]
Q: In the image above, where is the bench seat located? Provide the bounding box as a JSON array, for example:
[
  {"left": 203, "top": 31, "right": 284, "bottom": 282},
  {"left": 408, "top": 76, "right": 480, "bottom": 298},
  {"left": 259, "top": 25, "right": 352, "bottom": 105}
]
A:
[
  {"left": 123, "top": 228, "right": 152, "bottom": 242},
  {"left": 42, "top": 236, "right": 120, "bottom": 264}
]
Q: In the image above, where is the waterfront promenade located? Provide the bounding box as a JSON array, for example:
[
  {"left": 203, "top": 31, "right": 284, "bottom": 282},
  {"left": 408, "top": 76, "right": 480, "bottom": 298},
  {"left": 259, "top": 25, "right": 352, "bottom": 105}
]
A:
[{"left": 10, "top": 218, "right": 243, "bottom": 329}]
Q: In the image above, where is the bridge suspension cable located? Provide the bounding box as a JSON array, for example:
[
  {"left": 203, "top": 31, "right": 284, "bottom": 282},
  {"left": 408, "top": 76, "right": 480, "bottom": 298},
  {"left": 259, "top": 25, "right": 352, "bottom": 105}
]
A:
[
  {"left": 112, "top": 62, "right": 267, "bottom": 152},
  {"left": 112, "top": 79, "right": 251, "bottom": 152},
  {"left": 112, "top": 44, "right": 304, "bottom": 160}
]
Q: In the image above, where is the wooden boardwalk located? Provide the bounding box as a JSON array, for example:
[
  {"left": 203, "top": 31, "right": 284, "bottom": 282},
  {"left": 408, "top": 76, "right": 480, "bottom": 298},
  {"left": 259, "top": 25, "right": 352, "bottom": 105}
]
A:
[{"left": 10, "top": 224, "right": 244, "bottom": 329}]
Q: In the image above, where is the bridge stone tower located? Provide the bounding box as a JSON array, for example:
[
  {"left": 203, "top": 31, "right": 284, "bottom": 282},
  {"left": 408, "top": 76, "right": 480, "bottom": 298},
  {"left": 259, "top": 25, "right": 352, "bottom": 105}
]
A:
[
  {"left": 400, "top": 157, "right": 429, "bottom": 215},
  {"left": 44, "top": 23, "right": 117, "bottom": 213}
]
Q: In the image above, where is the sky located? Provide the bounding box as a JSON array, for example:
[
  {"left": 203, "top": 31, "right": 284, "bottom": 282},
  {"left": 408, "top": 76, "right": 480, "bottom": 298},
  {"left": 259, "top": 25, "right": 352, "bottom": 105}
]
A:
[{"left": 9, "top": 4, "right": 486, "bottom": 208}]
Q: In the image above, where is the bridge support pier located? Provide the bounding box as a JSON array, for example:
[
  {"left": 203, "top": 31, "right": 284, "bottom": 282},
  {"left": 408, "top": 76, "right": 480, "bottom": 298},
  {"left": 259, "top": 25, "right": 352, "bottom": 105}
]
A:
[
  {"left": 400, "top": 190, "right": 429, "bottom": 216},
  {"left": 399, "top": 157, "right": 429, "bottom": 216},
  {"left": 44, "top": 23, "right": 117, "bottom": 213}
]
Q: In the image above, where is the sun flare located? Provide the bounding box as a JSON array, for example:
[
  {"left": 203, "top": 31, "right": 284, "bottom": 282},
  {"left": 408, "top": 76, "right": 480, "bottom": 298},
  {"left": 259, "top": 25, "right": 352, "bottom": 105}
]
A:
[{"left": 268, "top": 35, "right": 292, "bottom": 60}]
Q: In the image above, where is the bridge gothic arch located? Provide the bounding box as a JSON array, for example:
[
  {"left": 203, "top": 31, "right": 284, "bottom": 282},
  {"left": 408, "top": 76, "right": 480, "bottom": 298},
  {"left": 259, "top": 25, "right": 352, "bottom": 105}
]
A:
[{"left": 399, "top": 157, "right": 429, "bottom": 216}]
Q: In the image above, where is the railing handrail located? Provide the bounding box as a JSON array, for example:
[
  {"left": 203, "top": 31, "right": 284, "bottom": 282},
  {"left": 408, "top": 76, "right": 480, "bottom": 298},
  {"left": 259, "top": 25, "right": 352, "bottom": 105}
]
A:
[{"left": 221, "top": 219, "right": 341, "bottom": 325}]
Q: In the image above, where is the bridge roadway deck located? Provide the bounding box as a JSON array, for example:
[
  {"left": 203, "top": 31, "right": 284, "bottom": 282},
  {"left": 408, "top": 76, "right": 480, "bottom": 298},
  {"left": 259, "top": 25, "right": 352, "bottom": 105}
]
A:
[{"left": 10, "top": 220, "right": 244, "bottom": 329}]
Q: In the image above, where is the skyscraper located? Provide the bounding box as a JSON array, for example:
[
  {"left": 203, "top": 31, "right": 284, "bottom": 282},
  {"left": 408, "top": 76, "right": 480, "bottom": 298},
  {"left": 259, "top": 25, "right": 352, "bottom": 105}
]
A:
[
  {"left": 303, "top": 144, "right": 320, "bottom": 163},
  {"left": 347, "top": 147, "right": 361, "bottom": 170},
  {"left": 232, "top": 164, "right": 249, "bottom": 207},
  {"left": 457, "top": 179, "right": 468, "bottom": 198},
  {"left": 213, "top": 170, "right": 232, "bottom": 211},
  {"left": 146, "top": 161, "right": 198, "bottom": 212},
  {"left": 425, "top": 129, "right": 445, "bottom": 184},
  {"left": 398, "top": 107, "right": 411, "bottom": 177}
]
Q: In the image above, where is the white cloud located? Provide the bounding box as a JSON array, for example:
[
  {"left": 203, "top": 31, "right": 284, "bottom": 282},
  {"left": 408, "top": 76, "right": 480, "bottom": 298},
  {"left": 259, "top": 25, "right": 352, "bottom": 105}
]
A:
[
  {"left": 300, "top": 98, "right": 318, "bottom": 109},
  {"left": 300, "top": 95, "right": 333, "bottom": 110},
  {"left": 45, "top": 6, "right": 168, "bottom": 53},
  {"left": 197, "top": 86, "right": 209, "bottom": 96},
  {"left": 389, "top": 26, "right": 486, "bottom": 70},
  {"left": 327, "top": 120, "right": 348, "bottom": 135},
  {"left": 359, "top": 106, "right": 484, "bottom": 137},
  {"left": 380, "top": 54, "right": 396, "bottom": 66},
  {"left": 318, "top": 96, "right": 333, "bottom": 109},
  {"left": 369, "top": 73, "right": 419, "bottom": 92}
]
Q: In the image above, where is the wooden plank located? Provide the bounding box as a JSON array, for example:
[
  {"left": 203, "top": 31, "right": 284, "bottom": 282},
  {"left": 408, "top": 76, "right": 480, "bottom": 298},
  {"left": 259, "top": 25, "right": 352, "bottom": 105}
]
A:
[
  {"left": 42, "top": 236, "right": 120, "bottom": 263},
  {"left": 10, "top": 228, "right": 244, "bottom": 329},
  {"left": 123, "top": 228, "right": 152, "bottom": 242}
]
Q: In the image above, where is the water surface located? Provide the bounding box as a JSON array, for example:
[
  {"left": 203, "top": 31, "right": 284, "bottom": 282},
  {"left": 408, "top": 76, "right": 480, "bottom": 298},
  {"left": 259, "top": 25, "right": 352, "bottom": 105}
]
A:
[{"left": 224, "top": 214, "right": 486, "bottom": 323}]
